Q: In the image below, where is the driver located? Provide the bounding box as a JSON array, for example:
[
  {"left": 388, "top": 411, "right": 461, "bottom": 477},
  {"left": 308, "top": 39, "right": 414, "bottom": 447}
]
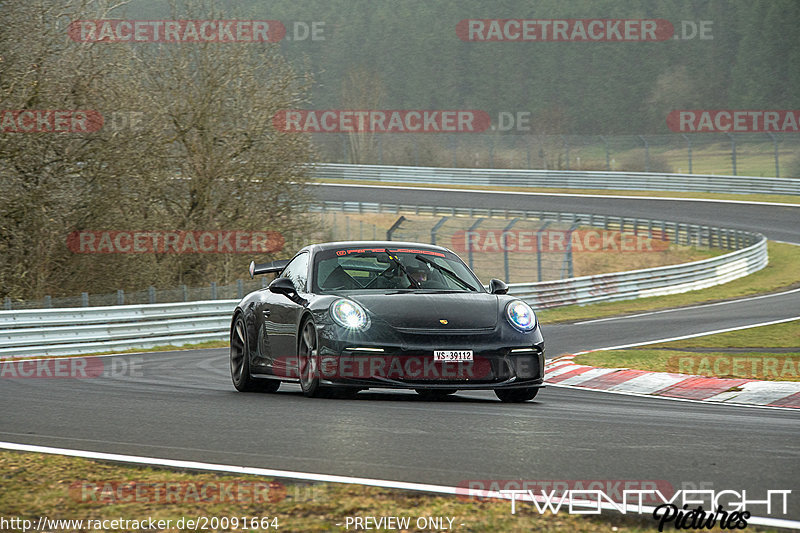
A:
[{"left": 406, "top": 266, "right": 429, "bottom": 287}]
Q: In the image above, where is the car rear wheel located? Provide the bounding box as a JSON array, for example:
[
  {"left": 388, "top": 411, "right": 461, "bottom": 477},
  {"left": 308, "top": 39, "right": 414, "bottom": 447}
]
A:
[
  {"left": 230, "top": 314, "right": 280, "bottom": 393},
  {"left": 415, "top": 389, "right": 457, "bottom": 400},
  {"left": 495, "top": 387, "right": 539, "bottom": 402},
  {"left": 298, "top": 319, "right": 329, "bottom": 398}
]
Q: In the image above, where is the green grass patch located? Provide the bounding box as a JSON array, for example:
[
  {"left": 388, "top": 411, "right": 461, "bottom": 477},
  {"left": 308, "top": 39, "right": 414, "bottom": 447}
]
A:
[
  {"left": 574, "top": 320, "right": 800, "bottom": 382},
  {"left": 318, "top": 179, "right": 800, "bottom": 206},
  {"left": 648, "top": 320, "right": 800, "bottom": 349},
  {"left": 538, "top": 242, "right": 800, "bottom": 324},
  {"left": 0, "top": 449, "right": 729, "bottom": 533}
]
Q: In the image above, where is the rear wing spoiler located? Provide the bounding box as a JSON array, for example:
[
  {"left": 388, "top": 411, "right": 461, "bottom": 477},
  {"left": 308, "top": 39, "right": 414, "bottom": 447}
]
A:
[{"left": 249, "top": 259, "right": 290, "bottom": 279}]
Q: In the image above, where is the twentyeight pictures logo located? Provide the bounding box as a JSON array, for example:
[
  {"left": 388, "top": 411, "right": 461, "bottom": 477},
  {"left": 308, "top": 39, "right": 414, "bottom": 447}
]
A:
[{"left": 68, "top": 20, "right": 286, "bottom": 43}]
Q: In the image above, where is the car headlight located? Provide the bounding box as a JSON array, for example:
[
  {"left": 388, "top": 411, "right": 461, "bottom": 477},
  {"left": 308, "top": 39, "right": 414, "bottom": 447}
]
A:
[
  {"left": 330, "top": 299, "right": 369, "bottom": 330},
  {"left": 506, "top": 300, "right": 536, "bottom": 332}
]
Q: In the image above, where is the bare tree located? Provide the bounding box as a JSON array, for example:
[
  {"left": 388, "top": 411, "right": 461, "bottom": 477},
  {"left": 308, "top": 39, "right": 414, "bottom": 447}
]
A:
[
  {"left": 0, "top": 0, "right": 317, "bottom": 301},
  {"left": 340, "top": 66, "right": 386, "bottom": 164}
]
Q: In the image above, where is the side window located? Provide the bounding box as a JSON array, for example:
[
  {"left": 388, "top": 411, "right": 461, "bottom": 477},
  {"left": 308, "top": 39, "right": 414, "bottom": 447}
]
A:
[{"left": 280, "top": 252, "right": 310, "bottom": 293}]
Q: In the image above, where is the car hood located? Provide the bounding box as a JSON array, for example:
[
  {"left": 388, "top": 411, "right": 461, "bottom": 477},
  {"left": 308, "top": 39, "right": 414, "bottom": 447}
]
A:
[{"left": 348, "top": 292, "right": 498, "bottom": 330}]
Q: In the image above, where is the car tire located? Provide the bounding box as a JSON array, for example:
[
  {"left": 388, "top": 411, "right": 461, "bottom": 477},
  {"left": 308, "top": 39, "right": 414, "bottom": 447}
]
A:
[
  {"left": 494, "top": 387, "right": 539, "bottom": 403},
  {"left": 297, "top": 318, "right": 329, "bottom": 398},
  {"left": 415, "top": 389, "right": 457, "bottom": 400},
  {"left": 230, "top": 314, "right": 280, "bottom": 393}
]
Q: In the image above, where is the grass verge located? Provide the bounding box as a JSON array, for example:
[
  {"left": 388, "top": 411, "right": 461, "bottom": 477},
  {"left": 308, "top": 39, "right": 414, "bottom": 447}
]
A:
[
  {"left": 1, "top": 340, "right": 229, "bottom": 362},
  {"left": 0, "top": 450, "right": 783, "bottom": 533},
  {"left": 538, "top": 242, "right": 799, "bottom": 324},
  {"left": 574, "top": 320, "right": 800, "bottom": 382}
]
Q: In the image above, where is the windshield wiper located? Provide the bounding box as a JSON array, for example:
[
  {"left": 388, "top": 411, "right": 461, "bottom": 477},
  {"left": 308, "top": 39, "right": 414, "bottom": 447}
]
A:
[
  {"left": 383, "top": 251, "right": 421, "bottom": 289},
  {"left": 414, "top": 254, "right": 476, "bottom": 291}
]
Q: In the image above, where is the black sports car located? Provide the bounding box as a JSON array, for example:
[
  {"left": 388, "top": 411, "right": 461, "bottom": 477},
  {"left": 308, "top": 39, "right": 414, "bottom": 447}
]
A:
[{"left": 229, "top": 241, "right": 545, "bottom": 402}]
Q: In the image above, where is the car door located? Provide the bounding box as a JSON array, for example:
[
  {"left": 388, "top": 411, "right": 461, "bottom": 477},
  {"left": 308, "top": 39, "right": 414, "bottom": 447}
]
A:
[{"left": 264, "top": 251, "right": 310, "bottom": 374}]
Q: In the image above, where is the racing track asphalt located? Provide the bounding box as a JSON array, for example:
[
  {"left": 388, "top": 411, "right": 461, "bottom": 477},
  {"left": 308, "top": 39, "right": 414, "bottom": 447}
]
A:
[{"left": 1, "top": 184, "right": 798, "bottom": 521}]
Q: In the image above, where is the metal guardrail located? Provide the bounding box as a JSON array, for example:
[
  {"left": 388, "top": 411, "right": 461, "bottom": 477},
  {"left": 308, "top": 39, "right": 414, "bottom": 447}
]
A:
[
  {"left": 511, "top": 239, "right": 767, "bottom": 308},
  {"left": 313, "top": 163, "right": 800, "bottom": 196},
  {"left": 0, "top": 203, "right": 767, "bottom": 357},
  {"left": 0, "top": 301, "right": 237, "bottom": 357}
]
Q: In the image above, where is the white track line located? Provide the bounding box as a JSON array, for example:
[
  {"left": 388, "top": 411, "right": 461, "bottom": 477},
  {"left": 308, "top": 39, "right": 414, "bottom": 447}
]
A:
[
  {"left": 1, "top": 441, "right": 797, "bottom": 530},
  {"left": 574, "top": 287, "right": 800, "bottom": 325},
  {"left": 574, "top": 316, "right": 800, "bottom": 353},
  {"left": 314, "top": 182, "right": 800, "bottom": 208}
]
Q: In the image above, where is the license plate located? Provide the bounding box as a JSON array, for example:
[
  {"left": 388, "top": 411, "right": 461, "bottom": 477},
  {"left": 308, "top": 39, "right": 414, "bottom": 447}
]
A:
[{"left": 434, "top": 350, "right": 473, "bottom": 361}]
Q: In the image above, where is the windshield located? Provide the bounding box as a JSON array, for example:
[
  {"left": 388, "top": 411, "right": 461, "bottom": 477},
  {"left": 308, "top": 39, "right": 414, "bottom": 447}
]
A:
[{"left": 313, "top": 246, "right": 484, "bottom": 293}]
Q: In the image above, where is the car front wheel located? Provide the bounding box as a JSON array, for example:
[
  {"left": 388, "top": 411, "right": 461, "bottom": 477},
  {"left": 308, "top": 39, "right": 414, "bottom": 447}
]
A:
[
  {"left": 230, "top": 314, "right": 280, "bottom": 393},
  {"left": 297, "top": 318, "right": 329, "bottom": 398}
]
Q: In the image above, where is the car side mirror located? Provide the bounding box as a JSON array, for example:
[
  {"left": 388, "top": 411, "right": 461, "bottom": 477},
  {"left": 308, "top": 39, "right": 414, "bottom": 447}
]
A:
[
  {"left": 268, "top": 277, "right": 297, "bottom": 297},
  {"left": 489, "top": 279, "right": 508, "bottom": 295}
]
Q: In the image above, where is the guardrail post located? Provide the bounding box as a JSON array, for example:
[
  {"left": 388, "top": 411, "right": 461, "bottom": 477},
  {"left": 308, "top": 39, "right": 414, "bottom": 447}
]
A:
[
  {"left": 44, "top": 295, "right": 51, "bottom": 308},
  {"left": 430, "top": 216, "right": 449, "bottom": 245},
  {"left": 502, "top": 218, "right": 521, "bottom": 283},
  {"left": 386, "top": 216, "right": 406, "bottom": 241},
  {"left": 466, "top": 218, "right": 484, "bottom": 270},
  {"left": 148, "top": 286, "right": 156, "bottom": 304},
  {"left": 599, "top": 135, "right": 610, "bottom": 170},
  {"left": 526, "top": 141, "right": 531, "bottom": 168},
  {"left": 536, "top": 221, "right": 551, "bottom": 281},
  {"left": 237, "top": 279, "right": 244, "bottom": 299},
  {"left": 116, "top": 290, "right": 124, "bottom": 305},
  {"left": 562, "top": 136, "right": 570, "bottom": 170},
  {"left": 561, "top": 223, "right": 577, "bottom": 279},
  {"left": 81, "top": 292, "right": 88, "bottom": 307},
  {"left": 681, "top": 134, "right": 692, "bottom": 174},
  {"left": 726, "top": 133, "right": 737, "bottom": 176},
  {"left": 638, "top": 135, "right": 650, "bottom": 172},
  {"left": 181, "top": 285, "right": 188, "bottom": 302},
  {"left": 4, "top": 297, "right": 11, "bottom": 310},
  {"left": 766, "top": 132, "right": 780, "bottom": 177},
  {"left": 210, "top": 282, "right": 217, "bottom": 300}
]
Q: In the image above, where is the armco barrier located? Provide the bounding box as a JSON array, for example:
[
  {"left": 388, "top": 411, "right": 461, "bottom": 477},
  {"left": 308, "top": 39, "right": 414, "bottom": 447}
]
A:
[
  {"left": 312, "top": 163, "right": 800, "bottom": 196},
  {"left": 0, "top": 300, "right": 237, "bottom": 358},
  {"left": 0, "top": 206, "right": 767, "bottom": 357},
  {"left": 511, "top": 237, "right": 767, "bottom": 308}
]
